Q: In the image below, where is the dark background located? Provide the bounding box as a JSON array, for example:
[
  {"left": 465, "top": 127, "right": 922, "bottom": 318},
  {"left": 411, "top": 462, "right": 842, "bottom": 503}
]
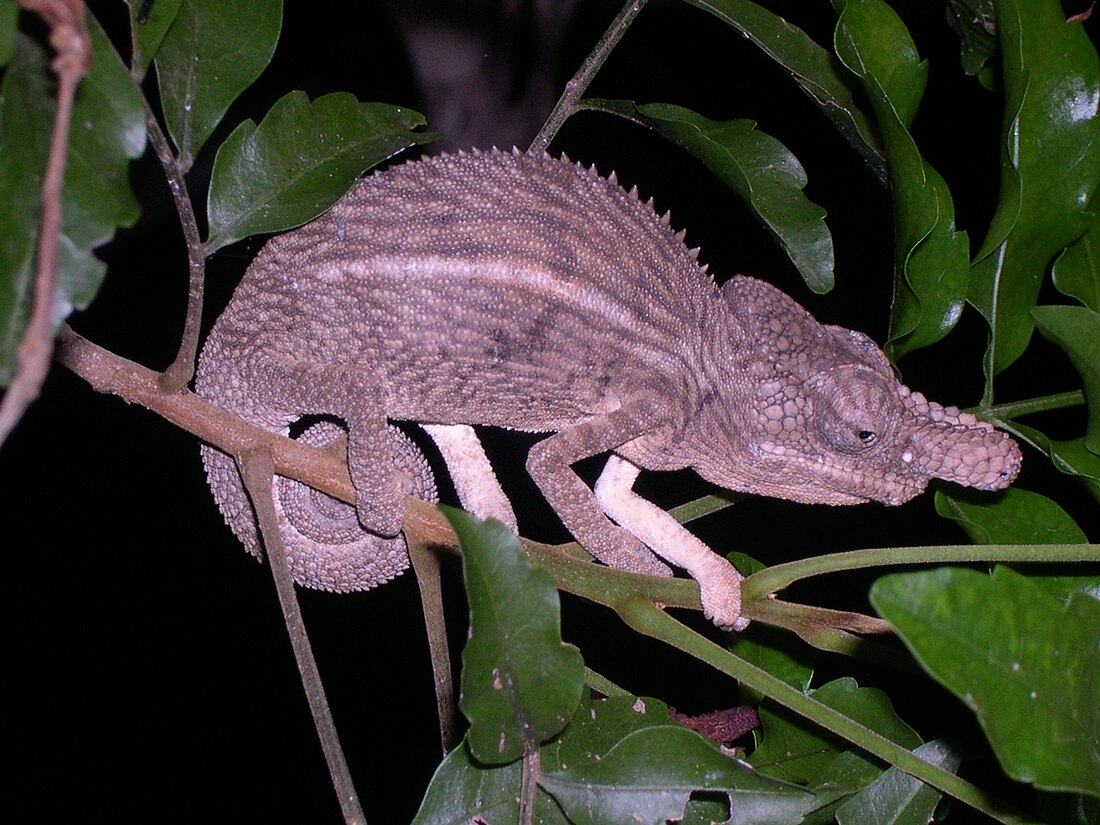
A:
[{"left": 4, "top": 1, "right": 1095, "bottom": 822}]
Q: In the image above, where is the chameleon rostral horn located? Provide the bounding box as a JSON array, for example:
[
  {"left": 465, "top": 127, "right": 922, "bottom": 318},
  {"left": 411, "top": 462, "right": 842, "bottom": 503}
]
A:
[{"left": 196, "top": 148, "right": 1021, "bottom": 631}]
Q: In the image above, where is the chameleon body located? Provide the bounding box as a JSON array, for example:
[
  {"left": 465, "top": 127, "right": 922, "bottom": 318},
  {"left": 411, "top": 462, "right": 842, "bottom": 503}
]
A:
[{"left": 196, "top": 148, "right": 1021, "bottom": 630}]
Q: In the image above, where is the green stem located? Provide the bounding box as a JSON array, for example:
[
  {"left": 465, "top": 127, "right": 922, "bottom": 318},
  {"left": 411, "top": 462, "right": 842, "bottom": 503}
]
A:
[
  {"left": 746, "top": 543, "right": 1100, "bottom": 599},
  {"left": 621, "top": 600, "right": 1043, "bottom": 825},
  {"left": 529, "top": 0, "right": 649, "bottom": 151},
  {"left": 979, "top": 389, "right": 1085, "bottom": 421}
]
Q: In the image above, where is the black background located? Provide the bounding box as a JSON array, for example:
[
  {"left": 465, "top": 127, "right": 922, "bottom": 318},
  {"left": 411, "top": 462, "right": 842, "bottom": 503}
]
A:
[{"left": 4, "top": 1, "right": 1096, "bottom": 822}]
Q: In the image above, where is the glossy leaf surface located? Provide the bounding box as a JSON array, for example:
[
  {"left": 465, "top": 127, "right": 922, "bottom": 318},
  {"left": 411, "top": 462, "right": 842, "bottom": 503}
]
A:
[
  {"left": 835, "top": 0, "right": 970, "bottom": 360},
  {"left": 206, "top": 91, "right": 431, "bottom": 250},
  {"left": 591, "top": 99, "right": 834, "bottom": 293},
  {"left": 155, "top": 0, "right": 282, "bottom": 168},
  {"left": 968, "top": 0, "right": 1100, "bottom": 378}
]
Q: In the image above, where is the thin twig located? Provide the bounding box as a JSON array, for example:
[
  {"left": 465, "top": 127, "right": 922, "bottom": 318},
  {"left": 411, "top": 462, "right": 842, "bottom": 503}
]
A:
[
  {"left": 0, "top": 0, "right": 90, "bottom": 447},
  {"left": 529, "top": 0, "right": 649, "bottom": 152},
  {"left": 143, "top": 105, "right": 209, "bottom": 392},
  {"left": 237, "top": 449, "right": 367, "bottom": 825}
]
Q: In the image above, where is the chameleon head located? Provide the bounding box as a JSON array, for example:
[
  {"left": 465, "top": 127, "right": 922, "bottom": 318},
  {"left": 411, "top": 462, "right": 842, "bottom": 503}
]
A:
[{"left": 690, "top": 276, "right": 1021, "bottom": 506}]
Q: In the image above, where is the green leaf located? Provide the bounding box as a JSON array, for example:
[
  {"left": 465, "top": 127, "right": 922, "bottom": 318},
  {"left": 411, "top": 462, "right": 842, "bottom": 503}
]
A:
[
  {"left": 541, "top": 726, "right": 815, "bottom": 825},
  {"left": 836, "top": 739, "right": 961, "bottom": 825},
  {"left": 124, "top": 0, "right": 182, "bottom": 80},
  {"left": 835, "top": 0, "right": 971, "bottom": 360},
  {"left": 0, "top": 20, "right": 146, "bottom": 385},
  {"left": 447, "top": 508, "right": 585, "bottom": 766},
  {"left": 1032, "top": 305, "right": 1100, "bottom": 454},
  {"left": 968, "top": 0, "right": 1100, "bottom": 379},
  {"left": 590, "top": 99, "right": 833, "bottom": 293},
  {"left": 0, "top": 0, "right": 17, "bottom": 67},
  {"left": 945, "top": 0, "right": 998, "bottom": 77},
  {"left": 934, "top": 487, "right": 1089, "bottom": 544},
  {"left": 551, "top": 694, "right": 680, "bottom": 770},
  {"left": 206, "top": 91, "right": 432, "bottom": 251},
  {"left": 872, "top": 566, "right": 1100, "bottom": 796},
  {"left": 410, "top": 740, "right": 571, "bottom": 825},
  {"left": 730, "top": 624, "right": 815, "bottom": 706},
  {"left": 750, "top": 677, "right": 921, "bottom": 787},
  {"left": 679, "top": 0, "right": 885, "bottom": 182},
  {"left": 1052, "top": 206, "right": 1099, "bottom": 311},
  {"left": 1007, "top": 422, "right": 1100, "bottom": 502},
  {"left": 155, "top": 0, "right": 282, "bottom": 168}
]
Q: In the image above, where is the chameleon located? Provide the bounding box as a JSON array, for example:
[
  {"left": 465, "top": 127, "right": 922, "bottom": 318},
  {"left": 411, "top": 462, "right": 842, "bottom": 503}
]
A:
[{"left": 195, "top": 148, "right": 1022, "bottom": 630}]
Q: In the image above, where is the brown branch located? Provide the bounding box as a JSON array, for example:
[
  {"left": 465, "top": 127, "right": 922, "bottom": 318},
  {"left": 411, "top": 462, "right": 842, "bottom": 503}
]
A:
[
  {"left": 54, "top": 324, "right": 457, "bottom": 546},
  {"left": 0, "top": 0, "right": 90, "bottom": 447},
  {"left": 145, "top": 105, "right": 209, "bottom": 393}
]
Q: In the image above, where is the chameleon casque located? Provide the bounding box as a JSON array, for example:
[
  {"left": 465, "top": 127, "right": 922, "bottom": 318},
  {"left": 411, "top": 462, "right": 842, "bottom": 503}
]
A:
[{"left": 195, "top": 148, "right": 1022, "bottom": 630}]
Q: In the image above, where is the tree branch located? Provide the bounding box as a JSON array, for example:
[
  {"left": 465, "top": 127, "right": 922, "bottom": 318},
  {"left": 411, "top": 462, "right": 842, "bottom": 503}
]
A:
[{"left": 0, "top": 0, "right": 90, "bottom": 446}]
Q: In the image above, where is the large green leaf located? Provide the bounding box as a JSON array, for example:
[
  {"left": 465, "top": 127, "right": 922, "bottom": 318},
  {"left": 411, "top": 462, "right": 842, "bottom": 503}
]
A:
[
  {"left": 206, "top": 91, "right": 432, "bottom": 251},
  {"left": 542, "top": 726, "right": 815, "bottom": 825},
  {"left": 750, "top": 677, "right": 921, "bottom": 787},
  {"left": 835, "top": 0, "right": 970, "bottom": 361},
  {"left": 1032, "top": 305, "right": 1100, "bottom": 454},
  {"left": 1052, "top": 205, "right": 1099, "bottom": 311},
  {"left": 968, "top": 0, "right": 1100, "bottom": 379},
  {"left": 614, "top": 101, "right": 835, "bottom": 294},
  {"left": 836, "top": 739, "right": 961, "bottom": 825},
  {"left": 410, "top": 740, "right": 571, "bottom": 825},
  {"left": 679, "top": 0, "right": 884, "bottom": 181},
  {"left": 872, "top": 566, "right": 1100, "bottom": 796},
  {"left": 934, "top": 487, "right": 1089, "bottom": 545},
  {"left": 124, "top": 0, "right": 182, "bottom": 81},
  {"left": 155, "top": 0, "right": 282, "bottom": 169},
  {"left": 0, "top": 18, "right": 145, "bottom": 385},
  {"left": 448, "top": 509, "right": 585, "bottom": 766}
]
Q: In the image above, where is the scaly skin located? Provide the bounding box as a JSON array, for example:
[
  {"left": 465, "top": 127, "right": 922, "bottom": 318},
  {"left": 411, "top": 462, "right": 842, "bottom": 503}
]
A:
[{"left": 196, "top": 149, "right": 1021, "bottom": 630}]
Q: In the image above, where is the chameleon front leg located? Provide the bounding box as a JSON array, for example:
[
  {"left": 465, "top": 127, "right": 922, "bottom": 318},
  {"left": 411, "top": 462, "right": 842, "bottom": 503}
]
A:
[
  {"left": 525, "top": 404, "right": 671, "bottom": 578},
  {"left": 421, "top": 423, "right": 518, "bottom": 531},
  {"left": 595, "top": 454, "right": 748, "bottom": 631}
]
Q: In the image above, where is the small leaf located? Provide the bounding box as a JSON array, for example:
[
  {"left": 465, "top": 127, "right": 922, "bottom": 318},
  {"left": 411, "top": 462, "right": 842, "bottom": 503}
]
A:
[
  {"left": 155, "top": 0, "right": 282, "bottom": 168},
  {"left": 872, "top": 566, "right": 1100, "bottom": 796},
  {"left": 729, "top": 624, "right": 816, "bottom": 706},
  {"left": 679, "top": 0, "right": 885, "bottom": 181},
  {"left": 968, "top": 0, "right": 1100, "bottom": 378},
  {"left": 206, "top": 91, "right": 432, "bottom": 250},
  {"left": 750, "top": 677, "right": 921, "bottom": 787},
  {"left": 590, "top": 99, "right": 834, "bottom": 293},
  {"left": 447, "top": 508, "right": 585, "bottom": 766},
  {"left": 410, "top": 740, "right": 571, "bottom": 825},
  {"left": 934, "top": 487, "right": 1089, "bottom": 544},
  {"left": 945, "top": 0, "right": 999, "bottom": 77},
  {"left": 124, "top": 0, "right": 181, "bottom": 80},
  {"left": 0, "top": 19, "right": 146, "bottom": 385},
  {"left": 541, "top": 726, "right": 815, "bottom": 825},
  {"left": 835, "top": 0, "right": 971, "bottom": 360},
  {"left": 1032, "top": 305, "right": 1100, "bottom": 454},
  {"left": 836, "top": 739, "right": 961, "bottom": 825},
  {"left": 1052, "top": 206, "right": 1099, "bottom": 311}
]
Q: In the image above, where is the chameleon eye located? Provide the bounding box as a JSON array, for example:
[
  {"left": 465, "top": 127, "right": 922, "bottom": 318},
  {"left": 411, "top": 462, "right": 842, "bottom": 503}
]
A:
[{"left": 858, "top": 429, "right": 877, "bottom": 445}]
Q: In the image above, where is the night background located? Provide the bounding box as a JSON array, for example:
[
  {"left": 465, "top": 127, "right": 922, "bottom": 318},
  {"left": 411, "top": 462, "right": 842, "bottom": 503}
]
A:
[{"left": 4, "top": 1, "right": 1096, "bottom": 822}]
